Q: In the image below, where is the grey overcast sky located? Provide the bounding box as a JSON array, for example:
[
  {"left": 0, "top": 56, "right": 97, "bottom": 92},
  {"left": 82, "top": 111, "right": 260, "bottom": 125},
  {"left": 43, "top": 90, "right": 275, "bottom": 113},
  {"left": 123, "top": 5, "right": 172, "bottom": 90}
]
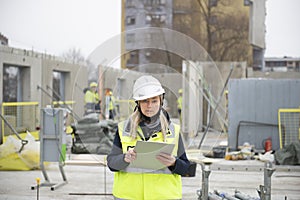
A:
[{"left": 0, "top": 0, "right": 299, "bottom": 61}]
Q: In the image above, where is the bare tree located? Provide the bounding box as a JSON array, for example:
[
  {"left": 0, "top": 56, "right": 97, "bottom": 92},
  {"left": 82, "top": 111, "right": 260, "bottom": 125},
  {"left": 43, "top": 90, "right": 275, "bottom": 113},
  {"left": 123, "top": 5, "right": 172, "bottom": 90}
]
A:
[
  {"left": 61, "top": 47, "right": 98, "bottom": 82},
  {"left": 195, "top": 0, "right": 251, "bottom": 62},
  {"left": 213, "top": 13, "right": 249, "bottom": 61},
  {"left": 62, "top": 47, "right": 85, "bottom": 64}
]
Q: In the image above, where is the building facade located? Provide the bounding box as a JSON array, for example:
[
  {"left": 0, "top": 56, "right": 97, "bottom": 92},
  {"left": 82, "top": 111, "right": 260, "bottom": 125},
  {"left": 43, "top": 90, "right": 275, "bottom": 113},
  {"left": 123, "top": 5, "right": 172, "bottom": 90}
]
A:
[
  {"left": 0, "top": 45, "right": 88, "bottom": 142},
  {"left": 121, "top": 0, "right": 260, "bottom": 72},
  {"left": 265, "top": 57, "right": 300, "bottom": 72}
]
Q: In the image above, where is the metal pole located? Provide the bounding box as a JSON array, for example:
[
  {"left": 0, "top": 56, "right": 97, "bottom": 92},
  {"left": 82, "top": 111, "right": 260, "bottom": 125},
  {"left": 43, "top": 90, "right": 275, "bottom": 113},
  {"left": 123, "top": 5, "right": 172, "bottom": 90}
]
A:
[
  {"left": 104, "top": 156, "right": 107, "bottom": 195},
  {"left": 259, "top": 162, "right": 275, "bottom": 200},
  {"left": 36, "top": 178, "right": 40, "bottom": 200},
  {"left": 200, "top": 163, "right": 211, "bottom": 200},
  {"left": 198, "top": 66, "right": 233, "bottom": 149},
  {"left": 37, "top": 85, "right": 80, "bottom": 120},
  {"left": 37, "top": 85, "right": 58, "bottom": 101},
  {"left": 0, "top": 113, "right": 28, "bottom": 152}
]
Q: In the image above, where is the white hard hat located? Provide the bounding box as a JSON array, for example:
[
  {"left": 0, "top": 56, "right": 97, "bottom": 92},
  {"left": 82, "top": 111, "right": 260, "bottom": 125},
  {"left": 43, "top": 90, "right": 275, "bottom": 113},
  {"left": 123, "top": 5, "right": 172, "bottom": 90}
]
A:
[{"left": 133, "top": 75, "right": 165, "bottom": 101}]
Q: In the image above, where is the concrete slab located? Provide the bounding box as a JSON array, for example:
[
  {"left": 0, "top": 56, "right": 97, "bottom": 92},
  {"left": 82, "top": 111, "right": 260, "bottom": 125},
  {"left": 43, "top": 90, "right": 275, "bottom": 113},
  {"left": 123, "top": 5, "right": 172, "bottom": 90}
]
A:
[
  {"left": 1, "top": 154, "right": 300, "bottom": 200},
  {"left": 1, "top": 131, "right": 299, "bottom": 199}
]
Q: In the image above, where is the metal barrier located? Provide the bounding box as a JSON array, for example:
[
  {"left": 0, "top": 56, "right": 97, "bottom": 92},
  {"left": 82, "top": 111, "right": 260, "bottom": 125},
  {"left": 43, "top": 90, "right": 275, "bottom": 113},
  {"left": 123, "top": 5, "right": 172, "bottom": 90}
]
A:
[
  {"left": 1, "top": 102, "right": 39, "bottom": 142},
  {"left": 52, "top": 100, "right": 78, "bottom": 121},
  {"left": 278, "top": 108, "right": 300, "bottom": 148},
  {"left": 197, "top": 162, "right": 275, "bottom": 200}
]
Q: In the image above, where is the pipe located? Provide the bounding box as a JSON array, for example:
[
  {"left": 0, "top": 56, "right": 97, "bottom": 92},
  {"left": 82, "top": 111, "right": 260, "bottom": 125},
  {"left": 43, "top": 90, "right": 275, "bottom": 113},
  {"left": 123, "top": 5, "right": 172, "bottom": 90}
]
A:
[
  {"left": 37, "top": 85, "right": 80, "bottom": 120},
  {"left": 234, "top": 190, "right": 259, "bottom": 200},
  {"left": 0, "top": 113, "right": 28, "bottom": 153},
  {"left": 258, "top": 162, "right": 275, "bottom": 200},
  {"left": 214, "top": 190, "right": 240, "bottom": 200},
  {"left": 199, "top": 163, "right": 211, "bottom": 200}
]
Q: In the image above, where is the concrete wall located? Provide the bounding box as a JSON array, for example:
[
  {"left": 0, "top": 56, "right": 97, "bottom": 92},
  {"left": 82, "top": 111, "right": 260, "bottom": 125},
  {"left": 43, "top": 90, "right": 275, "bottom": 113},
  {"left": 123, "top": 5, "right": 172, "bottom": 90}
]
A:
[
  {"left": 182, "top": 61, "right": 203, "bottom": 140},
  {"left": 0, "top": 46, "right": 42, "bottom": 103},
  {"left": 0, "top": 46, "right": 88, "bottom": 138},
  {"left": 41, "top": 59, "right": 87, "bottom": 117},
  {"left": 228, "top": 79, "right": 300, "bottom": 151}
]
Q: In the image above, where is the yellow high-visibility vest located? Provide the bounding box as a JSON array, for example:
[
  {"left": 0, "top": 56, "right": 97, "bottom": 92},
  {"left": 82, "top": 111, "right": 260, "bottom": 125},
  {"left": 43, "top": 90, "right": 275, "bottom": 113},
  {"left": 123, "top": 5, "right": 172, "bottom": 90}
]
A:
[
  {"left": 177, "top": 95, "right": 183, "bottom": 109},
  {"left": 112, "top": 120, "right": 182, "bottom": 200},
  {"left": 109, "top": 96, "right": 115, "bottom": 110},
  {"left": 84, "top": 90, "right": 99, "bottom": 104}
]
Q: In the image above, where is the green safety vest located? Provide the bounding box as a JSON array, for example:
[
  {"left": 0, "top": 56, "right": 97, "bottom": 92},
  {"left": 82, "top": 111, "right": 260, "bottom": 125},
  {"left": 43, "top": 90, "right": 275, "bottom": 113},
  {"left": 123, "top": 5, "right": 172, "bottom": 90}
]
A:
[
  {"left": 177, "top": 96, "right": 182, "bottom": 109},
  {"left": 84, "top": 90, "right": 99, "bottom": 104},
  {"left": 112, "top": 120, "right": 182, "bottom": 200},
  {"left": 109, "top": 96, "right": 115, "bottom": 110}
]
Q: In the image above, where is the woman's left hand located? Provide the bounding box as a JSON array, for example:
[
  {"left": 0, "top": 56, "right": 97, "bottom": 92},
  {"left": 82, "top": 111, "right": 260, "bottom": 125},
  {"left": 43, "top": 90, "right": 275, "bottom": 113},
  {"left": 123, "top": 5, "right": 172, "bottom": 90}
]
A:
[{"left": 156, "top": 152, "right": 176, "bottom": 167}]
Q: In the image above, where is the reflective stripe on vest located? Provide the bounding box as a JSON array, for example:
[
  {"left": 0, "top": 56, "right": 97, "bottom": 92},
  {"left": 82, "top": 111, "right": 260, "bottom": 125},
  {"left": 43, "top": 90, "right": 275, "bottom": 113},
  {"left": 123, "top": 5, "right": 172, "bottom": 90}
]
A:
[{"left": 112, "top": 119, "right": 182, "bottom": 200}]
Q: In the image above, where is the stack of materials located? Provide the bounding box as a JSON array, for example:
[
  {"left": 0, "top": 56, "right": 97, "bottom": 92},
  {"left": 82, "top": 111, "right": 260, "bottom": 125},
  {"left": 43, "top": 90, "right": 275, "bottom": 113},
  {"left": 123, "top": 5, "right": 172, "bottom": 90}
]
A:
[{"left": 71, "top": 113, "right": 117, "bottom": 155}]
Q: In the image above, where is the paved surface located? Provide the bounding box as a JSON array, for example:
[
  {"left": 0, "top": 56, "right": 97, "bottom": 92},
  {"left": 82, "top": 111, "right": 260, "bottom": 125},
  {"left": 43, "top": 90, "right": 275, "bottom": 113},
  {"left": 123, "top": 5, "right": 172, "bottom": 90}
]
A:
[
  {"left": 1, "top": 132, "right": 300, "bottom": 200},
  {"left": 1, "top": 154, "right": 300, "bottom": 200}
]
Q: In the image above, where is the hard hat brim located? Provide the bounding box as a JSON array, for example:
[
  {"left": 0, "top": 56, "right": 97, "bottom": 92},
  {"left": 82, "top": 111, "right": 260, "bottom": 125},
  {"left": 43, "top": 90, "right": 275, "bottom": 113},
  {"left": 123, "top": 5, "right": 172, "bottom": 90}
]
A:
[{"left": 133, "top": 90, "right": 165, "bottom": 101}]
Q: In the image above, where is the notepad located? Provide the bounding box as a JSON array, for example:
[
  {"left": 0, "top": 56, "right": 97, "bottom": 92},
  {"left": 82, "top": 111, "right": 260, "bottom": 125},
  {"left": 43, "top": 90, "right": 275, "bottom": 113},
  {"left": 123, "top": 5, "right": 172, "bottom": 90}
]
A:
[{"left": 129, "top": 141, "right": 175, "bottom": 170}]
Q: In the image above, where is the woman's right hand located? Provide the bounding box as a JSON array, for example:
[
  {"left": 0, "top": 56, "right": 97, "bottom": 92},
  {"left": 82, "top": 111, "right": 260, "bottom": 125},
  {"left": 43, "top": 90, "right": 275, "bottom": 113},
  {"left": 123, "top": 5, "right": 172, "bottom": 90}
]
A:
[{"left": 124, "top": 148, "right": 137, "bottom": 163}]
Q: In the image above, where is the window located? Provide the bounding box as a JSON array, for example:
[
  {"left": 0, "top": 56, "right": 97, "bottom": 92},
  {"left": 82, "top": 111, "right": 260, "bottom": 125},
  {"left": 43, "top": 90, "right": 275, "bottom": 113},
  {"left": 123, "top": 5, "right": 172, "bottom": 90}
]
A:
[
  {"left": 145, "top": 0, "right": 166, "bottom": 6},
  {"left": 146, "top": 14, "right": 166, "bottom": 25},
  {"left": 52, "top": 71, "right": 66, "bottom": 101},
  {"left": 3, "top": 66, "right": 18, "bottom": 102},
  {"left": 126, "top": 0, "right": 135, "bottom": 7},
  {"left": 159, "top": 0, "right": 166, "bottom": 5},
  {"left": 3, "top": 65, "right": 30, "bottom": 102},
  {"left": 126, "top": 16, "right": 136, "bottom": 25},
  {"left": 127, "top": 50, "right": 139, "bottom": 65},
  {"left": 146, "top": 14, "right": 152, "bottom": 24},
  {"left": 209, "top": 0, "right": 218, "bottom": 7}
]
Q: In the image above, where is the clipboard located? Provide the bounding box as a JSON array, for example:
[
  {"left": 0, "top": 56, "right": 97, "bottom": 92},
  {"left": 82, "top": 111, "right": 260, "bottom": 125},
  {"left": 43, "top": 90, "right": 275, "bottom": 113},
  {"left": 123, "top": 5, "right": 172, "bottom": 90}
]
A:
[{"left": 129, "top": 141, "right": 175, "bottom": 170}]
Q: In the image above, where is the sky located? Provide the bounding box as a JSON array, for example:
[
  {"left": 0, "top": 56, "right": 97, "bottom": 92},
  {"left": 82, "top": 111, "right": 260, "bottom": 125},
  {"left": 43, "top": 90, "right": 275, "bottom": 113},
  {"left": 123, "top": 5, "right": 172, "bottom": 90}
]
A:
[
  {"left": 0, "top": 0, "right": 299, "bottom": 63},
  {"left": 0, "top": 0, "right": 122, "bottom": 58}
]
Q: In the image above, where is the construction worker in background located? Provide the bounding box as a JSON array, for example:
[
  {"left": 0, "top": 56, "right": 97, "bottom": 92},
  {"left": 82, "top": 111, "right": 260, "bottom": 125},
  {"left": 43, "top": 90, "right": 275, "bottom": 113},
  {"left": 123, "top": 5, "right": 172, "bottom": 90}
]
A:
[
  {"left": 108, "top": 90, "right": 116, "bottom": 120},
  {"left": 84, "top": 82, "right": 100, "bottom": 115},
  {"left": 107, "top": 75, "right": 190, "bottom": 200},
  {"left": 177, "top": 88, "right": 183, "bottom": 122},
  {"left": 104, "top": 89, "right": 117, "bottom": 120}
]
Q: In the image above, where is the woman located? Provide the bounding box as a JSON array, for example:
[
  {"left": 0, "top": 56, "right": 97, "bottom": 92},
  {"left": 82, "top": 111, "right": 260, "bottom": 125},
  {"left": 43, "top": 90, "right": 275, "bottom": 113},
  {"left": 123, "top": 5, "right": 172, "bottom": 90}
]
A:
[{"left": 107, "top": 75, "right": 190, "bottom": 200}]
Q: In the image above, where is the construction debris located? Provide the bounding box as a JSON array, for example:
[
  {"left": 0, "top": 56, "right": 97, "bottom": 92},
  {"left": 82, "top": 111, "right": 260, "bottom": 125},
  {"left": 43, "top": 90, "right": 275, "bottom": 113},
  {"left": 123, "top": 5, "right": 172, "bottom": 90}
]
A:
[
  {"left": 0, "top": 132, "right": 39, "bottom": 170},
  {"left": 71, "top": 113, "right": 117, "bottom": 155},
  {"left": 275, "top": 141, "right": 300, "bottom": 165}
]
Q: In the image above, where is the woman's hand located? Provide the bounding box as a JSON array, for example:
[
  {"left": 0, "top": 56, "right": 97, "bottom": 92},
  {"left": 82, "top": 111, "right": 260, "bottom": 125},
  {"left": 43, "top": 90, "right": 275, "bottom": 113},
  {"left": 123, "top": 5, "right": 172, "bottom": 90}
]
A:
[
  {"left": 124, "top": 148, "right": 137, "bottom": 163},
  {"left": 156, "top": 152, "right": 176, "bottom": 167}
]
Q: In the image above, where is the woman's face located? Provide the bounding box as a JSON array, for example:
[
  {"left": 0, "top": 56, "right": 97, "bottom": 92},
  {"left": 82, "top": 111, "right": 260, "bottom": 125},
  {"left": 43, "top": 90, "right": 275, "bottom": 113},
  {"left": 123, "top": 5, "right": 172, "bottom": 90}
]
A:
[{"left": 139, "top": 96, "right": 161, "bottom": 117}]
